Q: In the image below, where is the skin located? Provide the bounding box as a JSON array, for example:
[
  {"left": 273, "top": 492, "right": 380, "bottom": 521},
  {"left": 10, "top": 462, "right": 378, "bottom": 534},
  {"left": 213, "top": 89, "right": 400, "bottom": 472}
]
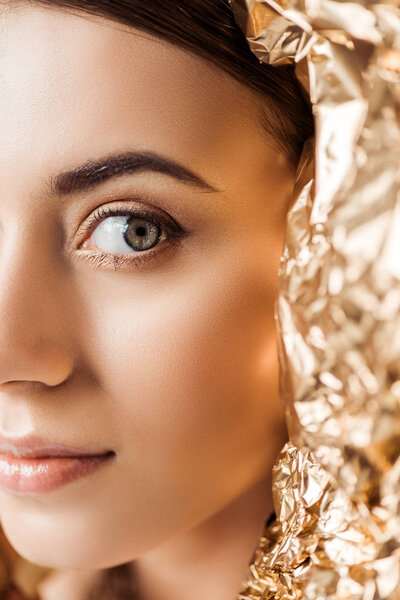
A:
[{"left": 0, "top": 4, "right": 295, "bottom": 599}]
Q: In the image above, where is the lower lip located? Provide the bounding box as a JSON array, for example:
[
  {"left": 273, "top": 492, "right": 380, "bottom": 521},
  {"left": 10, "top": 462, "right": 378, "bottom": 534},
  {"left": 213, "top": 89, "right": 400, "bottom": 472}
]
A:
[{"left": 0, "top": 451, "right": 115, "bottom": 496}]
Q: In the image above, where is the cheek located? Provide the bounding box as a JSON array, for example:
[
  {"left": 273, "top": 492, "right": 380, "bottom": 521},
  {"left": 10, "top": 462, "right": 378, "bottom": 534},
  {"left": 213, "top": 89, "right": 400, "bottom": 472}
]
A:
[
  {"left": 0, "top": 220, "right": 287, "bottom": 570},
  {"left": 80, "top": 230, "right": 285, "bottom": 505}
]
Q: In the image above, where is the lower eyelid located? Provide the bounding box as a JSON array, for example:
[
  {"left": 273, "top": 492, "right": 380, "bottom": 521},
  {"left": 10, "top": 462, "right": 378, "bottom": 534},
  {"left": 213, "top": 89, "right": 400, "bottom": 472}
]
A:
[{"left": 75, "top": 236, "right": 184, "bottom": 271}]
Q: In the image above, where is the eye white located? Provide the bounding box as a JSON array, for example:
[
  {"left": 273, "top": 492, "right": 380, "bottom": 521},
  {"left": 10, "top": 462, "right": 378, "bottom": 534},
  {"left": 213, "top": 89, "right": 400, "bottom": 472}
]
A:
[{"left": 92, "top": 216, "right": 135, "bottom": 253}]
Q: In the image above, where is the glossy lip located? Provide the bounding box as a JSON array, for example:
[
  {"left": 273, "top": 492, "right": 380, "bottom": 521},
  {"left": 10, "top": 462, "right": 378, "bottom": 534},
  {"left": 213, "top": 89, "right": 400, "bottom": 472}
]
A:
[
  {"left": 0, "top": 433, "right": 113, "bottom": 458},
  {"left": 0, "top": 452, "right": 115, "bottom": 495}
]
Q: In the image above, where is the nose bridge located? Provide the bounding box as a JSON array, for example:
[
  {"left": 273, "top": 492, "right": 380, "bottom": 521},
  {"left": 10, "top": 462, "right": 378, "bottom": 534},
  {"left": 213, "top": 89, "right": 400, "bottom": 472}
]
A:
[{"left": 0, "top": 223, "right": 75, "bottom": 386}]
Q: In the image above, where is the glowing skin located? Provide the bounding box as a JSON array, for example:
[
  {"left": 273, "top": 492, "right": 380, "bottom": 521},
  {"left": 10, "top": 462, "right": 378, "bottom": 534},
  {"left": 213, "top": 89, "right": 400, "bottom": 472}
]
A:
[{"left": 0, "top": 4, "right": 294, "bottom": 600}]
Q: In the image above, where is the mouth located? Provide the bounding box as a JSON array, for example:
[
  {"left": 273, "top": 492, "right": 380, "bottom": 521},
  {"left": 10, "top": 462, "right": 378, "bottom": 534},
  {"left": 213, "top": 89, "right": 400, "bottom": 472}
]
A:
[{"left": 0, "top": 433, "right": 116, "bottom": 495}]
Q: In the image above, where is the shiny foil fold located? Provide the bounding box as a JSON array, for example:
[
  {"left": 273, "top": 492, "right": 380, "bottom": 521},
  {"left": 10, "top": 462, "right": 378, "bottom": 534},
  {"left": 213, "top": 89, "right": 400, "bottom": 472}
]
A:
[{"left": 229, "top": 0, "right": 400, "bottom": 598}]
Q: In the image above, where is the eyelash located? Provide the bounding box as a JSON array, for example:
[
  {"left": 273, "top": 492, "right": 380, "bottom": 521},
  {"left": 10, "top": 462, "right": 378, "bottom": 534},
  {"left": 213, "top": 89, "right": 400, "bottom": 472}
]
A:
[{"left": 76, "top": 203, "right": 187, "bottom": 271}]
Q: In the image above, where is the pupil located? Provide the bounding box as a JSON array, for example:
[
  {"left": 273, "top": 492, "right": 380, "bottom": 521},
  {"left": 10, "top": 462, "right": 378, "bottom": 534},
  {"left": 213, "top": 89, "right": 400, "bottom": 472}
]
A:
[{"left": 136, "top": 226, "right": 146, "bottom": 237}]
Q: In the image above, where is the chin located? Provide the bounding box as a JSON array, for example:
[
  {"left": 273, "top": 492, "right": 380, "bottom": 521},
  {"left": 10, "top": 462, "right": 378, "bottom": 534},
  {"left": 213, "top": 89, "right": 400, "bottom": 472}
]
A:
[{"left": 0, "top": 508, "right": 146, "bottom": 571}]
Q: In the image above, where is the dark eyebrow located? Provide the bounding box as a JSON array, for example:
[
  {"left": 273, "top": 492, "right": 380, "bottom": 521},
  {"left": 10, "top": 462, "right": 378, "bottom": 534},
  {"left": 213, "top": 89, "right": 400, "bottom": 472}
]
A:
[{"left": 50, "top": 150, "right": 219, "bottom": 196}]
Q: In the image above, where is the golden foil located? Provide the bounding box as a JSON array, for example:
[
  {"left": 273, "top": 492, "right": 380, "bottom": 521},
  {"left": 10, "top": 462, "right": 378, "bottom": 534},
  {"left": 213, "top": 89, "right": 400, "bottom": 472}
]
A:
[{"left": 229, "top": 0, "right": 400, "bottom": 598}]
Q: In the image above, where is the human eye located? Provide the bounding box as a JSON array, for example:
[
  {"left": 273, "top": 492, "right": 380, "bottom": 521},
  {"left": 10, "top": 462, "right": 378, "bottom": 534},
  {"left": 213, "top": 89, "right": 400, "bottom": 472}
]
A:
[{"left": 75, "top": 202, "right": 187, "bottom": 271}]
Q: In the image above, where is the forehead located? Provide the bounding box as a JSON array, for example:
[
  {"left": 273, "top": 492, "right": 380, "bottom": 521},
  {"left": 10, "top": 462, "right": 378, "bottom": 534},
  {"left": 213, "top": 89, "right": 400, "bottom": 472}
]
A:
[{"left": 0, "top": 5, "right": 263, "bottom": 191}]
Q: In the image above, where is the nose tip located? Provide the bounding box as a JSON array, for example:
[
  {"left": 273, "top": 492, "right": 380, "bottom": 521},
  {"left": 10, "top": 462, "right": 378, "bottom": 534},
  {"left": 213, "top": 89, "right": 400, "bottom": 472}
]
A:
[
  {"left": 4, "top": 371, "right": 73, "bottom": 389},
  {"left": 0, "top": 290, "right": 76, "bottom": 388},
  {"left": 0, "top": 353, "right": 75, "bottom": 389}
]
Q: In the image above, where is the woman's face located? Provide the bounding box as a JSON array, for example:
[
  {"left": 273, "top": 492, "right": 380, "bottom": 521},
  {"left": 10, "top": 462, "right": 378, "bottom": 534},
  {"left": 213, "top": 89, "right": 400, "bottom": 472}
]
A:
[{"left": 0, "top": 4, "right": 294, "bottom": 569}]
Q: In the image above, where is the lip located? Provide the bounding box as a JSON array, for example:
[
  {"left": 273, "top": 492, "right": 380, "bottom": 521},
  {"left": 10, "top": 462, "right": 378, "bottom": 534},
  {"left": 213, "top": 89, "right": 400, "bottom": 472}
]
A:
[
  {"left": 0, "top": 433, "right": 112, "bottom": 458},
  {"left": 0, "top": 434, "right": 115, "bottom": 495},
  {"left": 0, "top": 452, "right": 115, "bottom": 495}
]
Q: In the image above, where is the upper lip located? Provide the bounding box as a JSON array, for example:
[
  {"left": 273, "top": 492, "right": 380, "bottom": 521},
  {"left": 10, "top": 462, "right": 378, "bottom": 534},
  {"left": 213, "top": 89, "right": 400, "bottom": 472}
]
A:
[{"left": 0, "top": 434, "right": 113, "bottom": 459}]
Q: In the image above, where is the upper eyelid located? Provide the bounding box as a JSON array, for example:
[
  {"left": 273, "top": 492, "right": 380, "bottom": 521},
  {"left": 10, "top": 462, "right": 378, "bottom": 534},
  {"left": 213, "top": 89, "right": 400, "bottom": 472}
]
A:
[{"left": 75, "top": 201, "right": 184, "bottom": 240}]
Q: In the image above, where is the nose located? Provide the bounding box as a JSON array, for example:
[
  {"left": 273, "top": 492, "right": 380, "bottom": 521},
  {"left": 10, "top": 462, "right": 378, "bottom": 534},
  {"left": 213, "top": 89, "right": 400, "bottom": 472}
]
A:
[{"left": 0, "top": 225, "right": 75, "bottom": 388}]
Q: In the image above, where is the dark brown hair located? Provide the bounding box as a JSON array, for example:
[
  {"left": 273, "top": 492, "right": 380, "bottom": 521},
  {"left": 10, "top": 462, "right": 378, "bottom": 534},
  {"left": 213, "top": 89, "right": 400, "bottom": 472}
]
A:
[{"left": 20, "top": 0, "right": 314, "bottom": 165}]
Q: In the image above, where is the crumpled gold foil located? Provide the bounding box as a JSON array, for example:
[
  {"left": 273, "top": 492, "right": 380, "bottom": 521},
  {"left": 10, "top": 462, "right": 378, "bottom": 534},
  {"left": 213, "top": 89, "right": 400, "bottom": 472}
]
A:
[{"left": 229, "top": 0, "right": 400, "bottom": 598}]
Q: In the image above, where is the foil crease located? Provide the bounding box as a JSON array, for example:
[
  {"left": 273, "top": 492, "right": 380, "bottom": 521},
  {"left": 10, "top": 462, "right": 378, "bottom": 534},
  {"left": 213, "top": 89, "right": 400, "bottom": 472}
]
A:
[{"left": 229, "top": 0, "right": 400, "bottom": 598}]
